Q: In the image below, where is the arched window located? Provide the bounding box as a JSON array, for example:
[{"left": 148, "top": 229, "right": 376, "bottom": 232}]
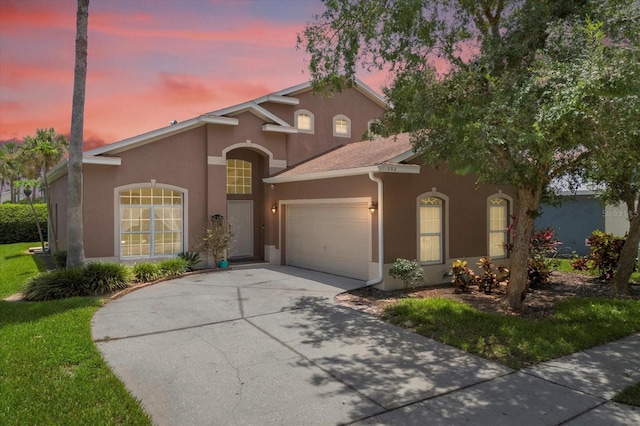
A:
[
  {"left": 226, "top": 159, "right": 252, "bottom": 194},
  {"left": 119, "top": 187, "right": 183, "bottom": 257},
  {"left": 488, "top": 196, "right": 510, "bottom": 258},
  {"left": 418, "top": 196, "right": 444, "bottom": 263},
  {"left": 295, "top": 109, "right": 314, "bottom": 133},
  {"left": 333, "top": 114, "right": 351, "bottom": 137}
]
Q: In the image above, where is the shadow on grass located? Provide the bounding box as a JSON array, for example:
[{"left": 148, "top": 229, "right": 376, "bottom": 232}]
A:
[{"left": 0, "top": 297, "right": 101, "bottom": 328}]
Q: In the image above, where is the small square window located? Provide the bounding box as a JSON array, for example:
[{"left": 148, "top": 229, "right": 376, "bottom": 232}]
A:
[{"left": 333, "top": 115, "right": 351, "bottom": 138}]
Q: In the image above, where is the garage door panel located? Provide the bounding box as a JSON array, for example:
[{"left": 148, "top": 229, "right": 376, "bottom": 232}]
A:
[{"left": 286, "top": 203, "right": 370, "bottom": 280}]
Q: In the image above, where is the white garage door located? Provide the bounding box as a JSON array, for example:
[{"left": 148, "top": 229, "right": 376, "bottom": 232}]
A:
[{"left": 286, "top": 202, "right": 371, "bottom": 280}]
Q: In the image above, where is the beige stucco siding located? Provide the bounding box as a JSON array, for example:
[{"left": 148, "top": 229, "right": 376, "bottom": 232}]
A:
[
  {"left": 82, "top": 127, "right": 208, "bottom": 258},
  {"left": 382, "top": 163, "right": 515, "bottom": 262}
]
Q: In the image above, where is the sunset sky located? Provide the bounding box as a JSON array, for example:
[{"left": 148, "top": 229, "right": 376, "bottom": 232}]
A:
[{"left": 0, "top": 0, "right": 388, "bottom": 151}]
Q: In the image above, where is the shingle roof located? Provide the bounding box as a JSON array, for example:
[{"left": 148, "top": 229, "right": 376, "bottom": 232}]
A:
[{"left": 273, "top": 133, "right": 414, "bottom": 178}]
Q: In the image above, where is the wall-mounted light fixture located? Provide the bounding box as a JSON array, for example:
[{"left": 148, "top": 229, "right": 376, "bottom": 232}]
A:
[
  {"left": 369, "top": 201, "right": 378, "bottom": 214},
  {"left": 271, "top": 204, "right": 278, "bottom": 214}
]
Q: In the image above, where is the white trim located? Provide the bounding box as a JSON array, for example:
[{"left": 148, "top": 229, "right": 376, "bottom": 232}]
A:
[
  {"left": 263, "top": 164, "right": 420, "bottom": 184},
  {"left": 417, "top": 190, "right": 450, "bottom": 265},
  {"left": 113, "top": 183, "right": 189, "bottom": 259},
  {"left": 199, "top": 115, "right": 239, "bottom": 126},
  {"left": 294, "top": 109, "right": 315, "bottom": 134},
  {"left": 262, "top": 124, "right": 298, "bottom": 134},
  {"left": 83, "top": 156, "right": 121, "bottom": 165},
  {"left": 487, "top": 192, "right": 513, "bottom": 259},
  {"left": 207, "top": 156, "right": 226, "bottom": 166},
  {"left": 333, "top": 114, "right": 351, "bottom": 138},
  {"left": 266, "top": 94, "right": 299, "bottom": 105},
  {"left": 210, "top": 142, "right": 287, "bottom": 169}
]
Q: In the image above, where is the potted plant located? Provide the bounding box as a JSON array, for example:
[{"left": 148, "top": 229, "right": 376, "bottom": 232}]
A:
[{"left": 198, "top": 216, "right": 234, "bottom": 268}]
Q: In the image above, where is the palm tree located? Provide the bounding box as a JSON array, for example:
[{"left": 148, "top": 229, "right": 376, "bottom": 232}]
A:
[
  {"left": 0, "top": 142, "right": 22, "bottom": 203},
  {"left": 20, "top": 128, "right": 69, "bottom": 251},
  {"left": 67, "top": 0, "right": 89, "bottom": 268}
]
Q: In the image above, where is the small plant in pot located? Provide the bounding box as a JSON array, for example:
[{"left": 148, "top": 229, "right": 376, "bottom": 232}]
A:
[{"left": 198, "top": 216, "right": 235, "bottom": 268}]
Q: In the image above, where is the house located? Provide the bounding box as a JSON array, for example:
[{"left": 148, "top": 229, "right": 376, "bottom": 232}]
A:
[
  {"left": 536, "top": 190, "right": 633, "bottom": 256},
  {"left": 48, "top": 80, "right": 515, "bottom": 289}
]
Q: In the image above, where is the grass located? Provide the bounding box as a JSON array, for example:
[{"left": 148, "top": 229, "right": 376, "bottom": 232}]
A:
[
  {"left": 613, "top": 382, "right": 640, "bottom": 406},
  {"left": 0, "top": 243, "right": 151, "bottom": 425},
  {"left": 554, "top": 258, "right": 640, "bottom": 283},
  {"left": 383, "top": 297, "right": 640, "bottom": 370},
  {"left": 0, "top": 242, "right": 48, "bottom": 298}
]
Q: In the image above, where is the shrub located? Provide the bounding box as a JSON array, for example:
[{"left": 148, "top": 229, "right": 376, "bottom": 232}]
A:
[
  {"left": 0, "top": 203, "right": 47, "bottom": 244},
  {"left": 53, "top": 250, "right": 67, "bottom": 269},
  {"left": 22, "top": 268, "right": 86, "bottom": 301},
  {"left": 22, "top": 262, "right": 133, "bottom": 301},
  {"left": 157, "top": 258, "right": 189, "bottom": 277},
  {"left": 571, "top": 256, "right": 590, "bottom": 271},
  {"left": 82, "top": 262, "right": 132, "bottom": 295},
  {"left": 178, "top": 251, "right": 201, "bottom": 271},
  {"left": 389, "top": 258, "right": 424, "bottom": 293},
  {"left": 476, "top": 257, "right": 509, "bottom": 294},
  {"left": 448, "top": 259, "right": 477, "bottom": 293},
  {"left": 527, "top": 227, "right": 560, "bottom": 288},
  {"left": 132, "top": 262, "right": 160, "bottom": 282},
  {"left": 587, "top": 230, "right": 626, "bottom": 281}
]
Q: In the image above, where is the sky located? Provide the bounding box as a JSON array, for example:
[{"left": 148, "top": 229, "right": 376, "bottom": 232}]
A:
[{"left": 0, "top": 0, "right": 389, "bottom": 151}]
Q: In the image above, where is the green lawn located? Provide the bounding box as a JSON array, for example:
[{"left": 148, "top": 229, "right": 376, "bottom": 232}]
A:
[
  {"left": 0, "top": 244, "right": 151, "bottom": 425},
  {"left": 384, "top": 297, "right": 640, "bottom": 370},
  {"left": 0, "top": 242, "right": 48, "bottom": 298},
  {"left": 554, "top": 258, "right": 640, "bottom": 283}
]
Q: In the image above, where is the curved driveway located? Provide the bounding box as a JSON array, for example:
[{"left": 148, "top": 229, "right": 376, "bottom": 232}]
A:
[{"left": 92, "top": 265, "right": 639, "bottom": 425}]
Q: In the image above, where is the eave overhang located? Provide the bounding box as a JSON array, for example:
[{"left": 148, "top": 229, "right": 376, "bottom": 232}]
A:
[{"left": 263, "top": 163, "right": 420, "bottom": 184}]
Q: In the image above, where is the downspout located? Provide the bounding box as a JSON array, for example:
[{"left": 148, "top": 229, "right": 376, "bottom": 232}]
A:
[{"left": 367, "top": 172, "right": 384, "bottom": 286}]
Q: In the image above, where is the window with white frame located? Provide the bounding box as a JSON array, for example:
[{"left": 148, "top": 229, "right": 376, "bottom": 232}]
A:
[
  {"left": 419, "top": 196, "right": 443, "bottom": 263},
  {"left": 333, "top": 114, "right": 351, "bottom": 137},
  {"left": 226, "top": 159, "right": 252, "bottom": 194},
  {"left": 120, "top": 187, "right": 183, "bottom": 257},
  {"left": 488, "top": 197, "right": 509, "bottom": 258},
  {"left": 295, "top": 109, "right": 314, "bottom": 133}
]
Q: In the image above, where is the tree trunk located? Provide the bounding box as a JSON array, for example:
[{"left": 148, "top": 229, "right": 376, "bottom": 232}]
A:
[
  {"left": 505, "top": 188, "right": 540, "bottom": 310},
  {"left": 26, "top": 195, "right": 45, "bottom": 252},
  {"left": 612, "top": 200, "right": 640, "bottom": 294},
  {"left": 66, "top": 0, "right": 89, "bottom": 268}
]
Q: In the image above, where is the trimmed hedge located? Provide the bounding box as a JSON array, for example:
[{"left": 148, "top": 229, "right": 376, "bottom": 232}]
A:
[{"left": 0, "top": 203, "right": 47, "bottom": 244}]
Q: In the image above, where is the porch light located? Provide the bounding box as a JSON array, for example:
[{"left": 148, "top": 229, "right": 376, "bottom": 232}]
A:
[
  {"left": 369, "top": 201, "right": 378, "bottom": 213},
  {"left": 271, "top": 204, "right": 278, "bottom": 214}
]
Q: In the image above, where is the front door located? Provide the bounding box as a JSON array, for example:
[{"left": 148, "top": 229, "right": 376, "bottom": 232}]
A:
[{"left": 227, "top": 200, "right": 253, "bottom": 258}]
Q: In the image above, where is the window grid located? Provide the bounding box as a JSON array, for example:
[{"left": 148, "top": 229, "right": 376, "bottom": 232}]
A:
[
  {"left": 120, "top": 188, "right": 183, "bottom": 258},
  {"left": 419, "top": 197, "right": 443, "bottom": 263},
  {"left": 226, "top": 159, "right": 252, "bottom": 194},
  {"left": 297, "top": 113, "right": 311, "bottom": 130},
  {"left": 488, "top": 198, "right": 508, "bottom": 258}
]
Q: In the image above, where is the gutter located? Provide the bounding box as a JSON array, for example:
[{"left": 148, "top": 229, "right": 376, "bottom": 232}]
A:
[{"left": 367, "top": 172, "right": 384, "bottom": 286}]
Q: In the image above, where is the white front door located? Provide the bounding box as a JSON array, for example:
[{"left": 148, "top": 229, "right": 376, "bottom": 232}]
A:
[{"left": 227, "top": 200, "right": 253, "bottom": 257}]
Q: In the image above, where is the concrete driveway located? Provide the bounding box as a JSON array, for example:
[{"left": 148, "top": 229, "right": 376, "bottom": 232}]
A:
[{"left": 92, "top": 265, "right": 638, "bottom": 425}]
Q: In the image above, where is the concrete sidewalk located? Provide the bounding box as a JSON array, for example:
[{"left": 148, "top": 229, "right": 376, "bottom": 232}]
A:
[{"left": 92, "top": 265, "right": 640, "bottom": 425}]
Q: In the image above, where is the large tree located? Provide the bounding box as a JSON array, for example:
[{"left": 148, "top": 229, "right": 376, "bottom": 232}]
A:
[
  {"left": 298, "top": 0, "right": 632, "bottom": 309},
  {"left": 573, "top": 2, "right": 640, "bottom": 293},
  {"left": 67, "top": 0, "right": 89, "bottom": 268},
  {"left": 0, "top": 142, "right": 23, "bottom": 203},
  {"left": 20, "top": 128, "right": 69, "bottom": 252}
]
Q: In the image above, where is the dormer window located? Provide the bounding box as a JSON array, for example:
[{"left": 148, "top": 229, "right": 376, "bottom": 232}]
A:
[
  {"left": 295, "top": 109, "right": 314, "bottom": 133},
  {"left": 333, "top": 114, "right": 351, "bottom": 137}
]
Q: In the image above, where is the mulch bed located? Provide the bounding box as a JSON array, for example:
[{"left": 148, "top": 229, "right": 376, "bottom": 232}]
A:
[{"left": 335, "top": 271, "right": 640, "bottom": 319}]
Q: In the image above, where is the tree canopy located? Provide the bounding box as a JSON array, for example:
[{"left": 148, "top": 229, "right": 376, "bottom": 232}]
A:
[{"left": 300, "top": 0, "right": 639, "bottom": 308}]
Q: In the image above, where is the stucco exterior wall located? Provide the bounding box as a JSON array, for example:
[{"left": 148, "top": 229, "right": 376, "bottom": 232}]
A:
[
  {"left": 48, "top": 173, "right": 68, "bottom": 253},
  {"left": 270, "top": 88, "right": 386, "bottom": 165},
  {"left": 82, "top": 126, "right": 208, "bottom": 258},
  {"left": 382, "top": 163, "right": 515, "bottom": 261}
]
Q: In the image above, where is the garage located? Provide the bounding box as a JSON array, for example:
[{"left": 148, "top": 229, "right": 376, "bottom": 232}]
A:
[{"left": 286, "top": 202, "right": 371, "bottom": 280}]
